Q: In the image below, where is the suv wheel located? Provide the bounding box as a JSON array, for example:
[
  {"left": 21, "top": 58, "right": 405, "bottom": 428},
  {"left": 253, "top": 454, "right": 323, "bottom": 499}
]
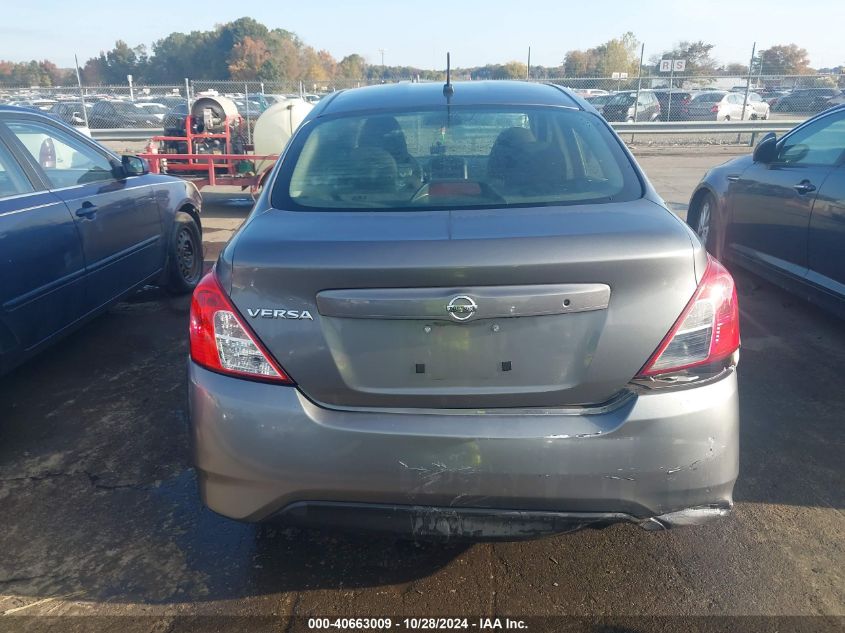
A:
[{"left": 165, "top": 211, "right": 203, "bottom": 294}]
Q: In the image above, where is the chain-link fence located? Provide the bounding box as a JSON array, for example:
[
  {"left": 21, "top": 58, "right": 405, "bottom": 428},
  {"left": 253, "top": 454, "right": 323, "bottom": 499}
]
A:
[{"left": 1, "top": 73, "right": 842, "bottom": 133}]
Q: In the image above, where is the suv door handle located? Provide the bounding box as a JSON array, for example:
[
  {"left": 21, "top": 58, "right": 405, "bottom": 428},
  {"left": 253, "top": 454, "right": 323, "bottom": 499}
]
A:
[
  {"left": 76, "top": 202, "right": 98, "bottom": 219},
  {"left": 793, "top": 181, "right": 816, "bottom": 195}
]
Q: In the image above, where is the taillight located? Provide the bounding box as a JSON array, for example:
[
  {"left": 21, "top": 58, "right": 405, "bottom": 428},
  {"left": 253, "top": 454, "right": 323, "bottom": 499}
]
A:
[
  {"left": 710, "top": 105, "right": 720, "bottom": 113},
  {"left": 189, "top": 271, "right": 293, "bottom": 384},
  {"left": 637, "top": 256, "right": 740, "bottom": 377}
]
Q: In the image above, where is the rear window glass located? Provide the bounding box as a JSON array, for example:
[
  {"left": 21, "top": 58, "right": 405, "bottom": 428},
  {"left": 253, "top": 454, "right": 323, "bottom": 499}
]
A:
[
  {"left": 692, "top": 93, "right": 724, "bottom": 103},
  {"left": 606, "top": 93, "right": 635, "bottom": 105},
  {"left": 273, "top": 106, "right": 642, "bottom": 211}
]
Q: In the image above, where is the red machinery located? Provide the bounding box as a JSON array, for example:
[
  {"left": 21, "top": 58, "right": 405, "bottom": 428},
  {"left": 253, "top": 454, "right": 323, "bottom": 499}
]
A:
[{"left": 138, "top": 95, "right": 278, "bottom": 195}]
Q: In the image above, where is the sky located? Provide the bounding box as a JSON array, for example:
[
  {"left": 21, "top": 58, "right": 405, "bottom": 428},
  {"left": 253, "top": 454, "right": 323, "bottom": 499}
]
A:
[{"left": 2, "top": 0, "right": 843, "bottom": 70}]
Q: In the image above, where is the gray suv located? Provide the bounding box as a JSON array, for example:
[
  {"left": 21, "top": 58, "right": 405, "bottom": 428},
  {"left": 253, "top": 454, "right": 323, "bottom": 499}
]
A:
[{"left": 188, "top": 81, "right": 740, "bottom": 539}]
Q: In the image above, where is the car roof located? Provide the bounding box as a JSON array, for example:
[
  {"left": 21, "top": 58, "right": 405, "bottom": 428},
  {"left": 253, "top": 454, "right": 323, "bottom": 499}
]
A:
[
  {"left": 317, "top": 81, "right": 582, "bottom": 116},
  {"left": 0, "top": 104, "right": 51, "bottom": 115}
]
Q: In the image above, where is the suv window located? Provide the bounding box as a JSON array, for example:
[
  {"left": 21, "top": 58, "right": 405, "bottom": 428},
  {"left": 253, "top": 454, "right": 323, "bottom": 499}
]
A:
[
  {"left": 275, "top": 106, "right": 642, "bottom": 211},
  {"left": 779, "top": 111, "right": 845, "bottom": 167},
  {"left": 0, "top": 140, "right": 34, "bottom": 198},
  {"left": 7, "top": 119, "right": 117, "bottom": 188}
]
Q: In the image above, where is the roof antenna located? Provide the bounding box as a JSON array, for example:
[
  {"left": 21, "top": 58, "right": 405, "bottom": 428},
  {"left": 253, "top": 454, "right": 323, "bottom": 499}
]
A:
[{"left": 443, "top": 52, "right": 454, "bottom": 99}]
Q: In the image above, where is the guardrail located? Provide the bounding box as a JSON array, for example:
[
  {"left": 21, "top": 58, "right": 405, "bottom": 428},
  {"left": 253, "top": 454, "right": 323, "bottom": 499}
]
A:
[
  {"left": 90, "top": 120, "right": 804, "bottom": 143},
  {"left": 610, "top": 120, "right": 803, "bottom": 135},
  {"left": 91, "top": 128, "right": 164, "bottom": 141}
]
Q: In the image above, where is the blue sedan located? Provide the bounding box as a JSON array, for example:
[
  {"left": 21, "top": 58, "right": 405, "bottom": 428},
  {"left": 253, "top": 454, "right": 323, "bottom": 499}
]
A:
[{"left": 0, "top": 106, "right": 203, "bottom": 374}]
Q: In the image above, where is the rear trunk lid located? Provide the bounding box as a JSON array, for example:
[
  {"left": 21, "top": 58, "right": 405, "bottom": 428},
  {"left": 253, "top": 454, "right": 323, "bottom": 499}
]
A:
[{"left": 222, "top": 201, "right": 698, "bottom": 409}]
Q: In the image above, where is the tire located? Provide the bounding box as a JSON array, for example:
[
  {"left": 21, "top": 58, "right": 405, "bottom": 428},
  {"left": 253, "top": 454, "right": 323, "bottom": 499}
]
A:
[
  {"left": 164, "top": 211, "right": 203, "bottom": 295},
  {"left": 690, "top": 192, "right": 718, "bottom": 256},
  {"left": 626, "top": 117, "right": 634, "bottom": 123}
]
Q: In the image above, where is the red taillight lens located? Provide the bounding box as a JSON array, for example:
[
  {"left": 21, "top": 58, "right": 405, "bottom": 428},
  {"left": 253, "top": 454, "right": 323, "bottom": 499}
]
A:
[
  {"left": 637, "top": 256, "right": 740, "bottom": 377},
  {"left": 189, "top": 271, "right": 293, "bottom": 384},
  {"left": 710, "top": 105, "right": 720, "bottom": 113}
]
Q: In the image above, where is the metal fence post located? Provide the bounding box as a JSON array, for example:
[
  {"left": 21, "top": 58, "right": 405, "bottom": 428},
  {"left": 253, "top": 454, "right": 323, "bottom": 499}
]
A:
[
  {"left": 632, "top": 43, "right": 645, "bottom": 135},
  {"left": 739, "top": 42, "right": 756, "bottom": 144},
  {"left": 667, "top": 65, "right": 674, "bottom": 121},
  {"left": 244, "top": 82, "right": 252, "bottom": 145},
  {"left": 73, "top": 54, "right": 90, "bottom": 129},
  {"left": 741, "top": 42, "right": 756, "bottom": 121}
]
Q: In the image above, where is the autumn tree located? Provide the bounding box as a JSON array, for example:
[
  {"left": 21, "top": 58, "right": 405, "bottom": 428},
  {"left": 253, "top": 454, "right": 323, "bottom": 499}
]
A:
[
  {"left": 563, "top": 50, "right": 599, "bottom": 76},
  {"left": 83, "top": 40, "right": 149, "bottom": 84},
  {"left": 337, "top": 54, "right": 366, "bottom": 79},
  {"left": 755, "top": 44, "right": 812, "bottom": 75},
  {"left": 721, "top": 63, "right": 749, "bottom": 75},
  {"left": 0, "top": 60, "right": 72, "bottom": 86},
  {"left": 652, "top": 41, "right": 718, "bottom": 75},
  {"left": 562, "top": 33, "right": 640, "bottom": 77},
  {"left": 228, "top": 37, "right": 271, "bottom": 80}
]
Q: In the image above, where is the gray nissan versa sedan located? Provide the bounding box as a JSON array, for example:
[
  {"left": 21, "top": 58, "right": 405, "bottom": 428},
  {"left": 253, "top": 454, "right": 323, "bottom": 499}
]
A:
[{"left": 188, "top": 81, "right": 741, "bottom": 539}]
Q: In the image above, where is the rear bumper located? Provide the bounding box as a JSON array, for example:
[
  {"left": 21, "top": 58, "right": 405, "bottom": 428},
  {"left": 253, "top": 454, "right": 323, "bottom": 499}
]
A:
[{"left": 188, "top": 362, "right": 739, "bottom": 536}]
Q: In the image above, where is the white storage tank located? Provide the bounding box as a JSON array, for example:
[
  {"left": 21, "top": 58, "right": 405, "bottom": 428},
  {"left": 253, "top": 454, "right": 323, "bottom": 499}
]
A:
[{"left": 253, "top": 97, "right": 314, "bottom": 173}]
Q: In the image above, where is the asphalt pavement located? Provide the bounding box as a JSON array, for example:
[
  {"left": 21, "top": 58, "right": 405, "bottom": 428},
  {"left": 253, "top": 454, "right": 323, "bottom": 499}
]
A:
[{"left": 0, "top": 147, "right": 842, "bottom": 632}]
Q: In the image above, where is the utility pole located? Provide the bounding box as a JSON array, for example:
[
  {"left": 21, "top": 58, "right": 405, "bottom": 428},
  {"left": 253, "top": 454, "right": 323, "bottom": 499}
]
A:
[
  {"left": 378, "top": 48, "right": 386, "bottom": 67},
  {"left": 527, "top": 47, "right": 531, "bottom": 80},
  {"left": 633, "top": 43, "right": 645, "bottom": 127},
  {"left": 741, "top": 42, "right": 756, "bottom": 121},
  {"left": 667, "top": 63, "right": 675, "bottom": 121},
  {"left": 73, "top": 54, "right": 89, "bottom": 129}
]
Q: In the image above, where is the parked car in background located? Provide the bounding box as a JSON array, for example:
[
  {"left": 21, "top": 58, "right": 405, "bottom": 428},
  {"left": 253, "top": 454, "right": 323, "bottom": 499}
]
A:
[
  {"left": 744, "top": 92, "right": 771, "bottom": 119},
  {"left": 683, "top": 91, "right": 751, "bottom": 121},
  {"left": 88, "top": 100, "right": 161, "bottom": 129},
  {"left": 825, "top": 91, "right": 845, "bottom": 108},
  {"left": 50, "top": 101, "right": 93, "bottom": 127},
  {"left": 144, "top": 95, "right": 187, "bottom": 110},
  {"left": 136, "top": 102, "right": 168, "bottom": 122},
  {"left": 188, "top": 81, "right": 740, "bottom": 538},
  {"left": 600, "top": 90, "right": 660, "bottom": 122},
  {"left": 233, "top": 99, "right": 266, "bottom": 118},
  {"left": 652, "top": 90, "right": 696, "bottom": 121},
  {"left": 0, "top": 106, "right": 204, "bottom": 374},
  {"left": 772, "top": 88, "right": 840, "bottom": 114},
  {"left": 9, "top": 99, "right": 56, "bottom": 112},
  {"left": 583, "top": 93, "right": 614, "bottom": 112},
  {"left": 688, "top": 104, "right": 845, "bottom": 317},
  {"left": 163, "top": 103, "right": 189, "bottom": 135},
  {"left": 760, "top": 88, "right": 791, "bottom": 109},
  {"left": 575, "top": 88, "right": 610, "bottom": 98}
]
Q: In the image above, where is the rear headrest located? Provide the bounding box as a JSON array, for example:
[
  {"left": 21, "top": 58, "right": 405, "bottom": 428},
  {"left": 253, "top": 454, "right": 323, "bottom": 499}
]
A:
[
  {"left": 358, "top": 116, "right": 409, "bottom": 161},
  {"left": 488, "top": 127, "right": 538, "bottom": 180},
  {"left": 340, "top": 147, "right": 398, "bottom": 193}
]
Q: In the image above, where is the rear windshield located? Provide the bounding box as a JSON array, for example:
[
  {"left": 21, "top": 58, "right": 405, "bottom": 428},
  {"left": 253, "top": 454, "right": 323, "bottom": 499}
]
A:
[
  {"left": 692, "top": 93, "right": 725, "bottom": 103},
  {"left": 272, "top": 106, "right": 642, "bottom": 211},
  {"left": 606, "top": 93, "right": 635, "bottom": 105}
]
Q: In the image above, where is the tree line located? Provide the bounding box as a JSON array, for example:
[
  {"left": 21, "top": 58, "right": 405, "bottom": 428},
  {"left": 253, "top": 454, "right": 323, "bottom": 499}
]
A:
[{"left": 0, "top": 18, "right": 841, "bottom": 87}]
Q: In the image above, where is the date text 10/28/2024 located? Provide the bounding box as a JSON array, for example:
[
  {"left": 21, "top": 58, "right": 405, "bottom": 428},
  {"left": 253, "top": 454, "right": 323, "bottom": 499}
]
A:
[{"left": 308, "top": 618, "right": 528, "bottom": 630}]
